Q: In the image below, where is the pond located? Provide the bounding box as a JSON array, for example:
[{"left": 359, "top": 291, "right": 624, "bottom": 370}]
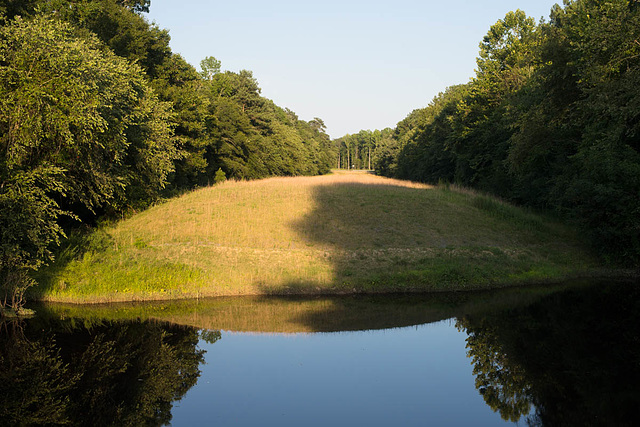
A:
[{"left": 1, "top": 279, "right": 638, "bottom": 426}]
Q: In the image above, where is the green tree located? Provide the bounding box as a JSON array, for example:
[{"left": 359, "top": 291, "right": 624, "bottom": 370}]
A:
[
  {"left": 200, "top": 55, "right": 221, "bottom": 80},
  {"left": 151, "top": 53, "right": 210, "bottom": 190},
  {"left": 213, "top": 167, "right": 227, "bottom": 184},
  {"left": 201, "top": 63, "right": 333, "bottom": 180},
  {"left": 550, "top": 0, "right": 640, "bottom": 261},
  {"left": 476, "top": 10, "right": 538, "bottom": 96},
  {"left": 394, "top": 85, "right": 468, "bottom": 183},
  {"left": 0, "top": 16, "right": 175, "bottom": 307}
]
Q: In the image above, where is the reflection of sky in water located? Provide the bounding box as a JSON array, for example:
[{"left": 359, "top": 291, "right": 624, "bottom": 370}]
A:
[{"left": 170, "top": 319, "right": 515, "bottom": 426}]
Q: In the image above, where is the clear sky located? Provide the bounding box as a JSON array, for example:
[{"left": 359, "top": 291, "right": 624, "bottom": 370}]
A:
[{"left": 145, "top": 1, "right": 560, "bottom": 138}]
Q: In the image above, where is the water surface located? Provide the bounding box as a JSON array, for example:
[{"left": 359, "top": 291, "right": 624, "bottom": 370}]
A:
[
  {"left": 1, "top": 280, "right": 638, "bottom": 426},
  {"left": 174, "top": 321, "right": 504, "bottom": 426}
]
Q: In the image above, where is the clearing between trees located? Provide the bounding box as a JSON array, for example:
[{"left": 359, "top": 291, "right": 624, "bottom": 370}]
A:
[{"left": 33, "top": 171, "right": 605, "bottom": 303}]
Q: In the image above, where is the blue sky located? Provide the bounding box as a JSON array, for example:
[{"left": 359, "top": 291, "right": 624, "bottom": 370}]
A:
[{"left": 146, "top": 1, "right": 560, "bottom": 138}]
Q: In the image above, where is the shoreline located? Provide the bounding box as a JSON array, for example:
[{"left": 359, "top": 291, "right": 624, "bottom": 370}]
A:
[{"left": 29, "top": 270, "right": 637, "bottom": 305}]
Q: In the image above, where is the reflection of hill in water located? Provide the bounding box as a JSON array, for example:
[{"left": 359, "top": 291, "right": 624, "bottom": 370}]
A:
[
  {"left": 40, "top": 283, "right": 581, "bottom": 333},
  {"left": 12, "top": 279, "right": 638, "bottom": 426}
]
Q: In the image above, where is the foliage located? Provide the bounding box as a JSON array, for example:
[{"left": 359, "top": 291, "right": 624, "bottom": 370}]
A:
[
  {"left": 377, "top": 1, "right": 640, "bottom": 265},
  {"left": 191, "top": 65, "right": 335, "bottom": 182},
  {"left": 200, "top": 55, "right": 221, "bottom": 80},
  {"left": 213, "top": 167, "right": 227, "bottom": 184},
  {"left": 0, "top": 15, "right": 176, "bottom": 308},
  {"left": 334, "top": 128, "right": 395, "bottom": 171},
  {"left": 0, "top": 0, "right": 335, "bottom": 303}
]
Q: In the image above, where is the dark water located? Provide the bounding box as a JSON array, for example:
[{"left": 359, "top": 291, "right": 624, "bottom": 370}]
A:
[{"left": 1, "top": 280, "right": 638, "bottom": 426}]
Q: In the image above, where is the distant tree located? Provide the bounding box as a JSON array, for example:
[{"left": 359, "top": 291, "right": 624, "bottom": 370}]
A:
[
  {"left": 201, "top": 61, "right": 333, "bottom": 179},
  {"left": 214, "top": 168, "right": 227, "bottom": 184},
  {"left": 309, "top": 117, "right": 327, "bottom": 133},
  {"left": 200, "top": 56, "right": 222, "bottom": 80}
]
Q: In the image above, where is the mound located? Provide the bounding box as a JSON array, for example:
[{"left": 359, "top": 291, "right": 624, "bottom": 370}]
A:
[{"left": 34, "top": 171, "right": 598, "bottom": 302}]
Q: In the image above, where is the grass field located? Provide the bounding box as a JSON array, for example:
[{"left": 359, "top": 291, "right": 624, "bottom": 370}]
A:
[{"left": 33, "top": 170, "right": 602, "bottom": 303}]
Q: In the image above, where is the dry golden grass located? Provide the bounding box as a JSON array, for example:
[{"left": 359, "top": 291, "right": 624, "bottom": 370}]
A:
[
  {"left": 120, "top": 172, "right": 431, "bottom": 247},
  {"left": 35, "top": 171, "right": 601, "bottom": 302}
]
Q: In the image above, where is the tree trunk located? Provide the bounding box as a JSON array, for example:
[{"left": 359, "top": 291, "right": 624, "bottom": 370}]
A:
[{"left": 355, "top": 144, "right": 359, "bottom": 169}]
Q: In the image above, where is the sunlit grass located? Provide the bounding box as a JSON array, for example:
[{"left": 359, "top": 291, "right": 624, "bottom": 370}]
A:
[{"left": 33, "top": 171, "right": 603, "bottom": 303}]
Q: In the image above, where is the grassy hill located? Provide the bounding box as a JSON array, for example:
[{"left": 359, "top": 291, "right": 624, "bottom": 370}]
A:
[{"left": 33, "top": 171, "right": 601, "bottom": 303}]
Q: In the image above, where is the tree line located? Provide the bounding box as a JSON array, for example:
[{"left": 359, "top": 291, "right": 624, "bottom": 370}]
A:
[
  {"left": 0, "top": 0, "right": 335, "bottom": 309},
  {"left": 366, "top": 0, "right": 640, "bottom": 265},
  {"left": 332, "top": 129, "right": 394, "bottom": 171}
]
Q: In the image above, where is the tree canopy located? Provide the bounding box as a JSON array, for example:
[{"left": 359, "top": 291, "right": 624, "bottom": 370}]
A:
[
  {"left": 0, "top": 0, "right": 335, "bottom": 309},
  {"left": 371, "top": 0, "right": 640, "bottom": 264}
]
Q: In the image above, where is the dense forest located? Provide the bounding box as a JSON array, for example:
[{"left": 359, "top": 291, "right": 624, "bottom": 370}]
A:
[
  {"left": 341, "top": 1, "right": 640, "bottom": 265},
  {"left": 0, "top": 0, "right": 335, "bottom": 308}
]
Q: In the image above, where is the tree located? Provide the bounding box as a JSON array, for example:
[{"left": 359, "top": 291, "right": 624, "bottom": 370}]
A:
[
  {"left": 200, "top": 56, "right": 221, "bottom": 80},
  {"left": 117, "top": 0, "right": 150, "bottom": 13},
  {"left": 151, "top": 53, "right": 210, "bottom": 190},
  {"left": 476, "top": 10, "right": 537, "bottom": 96},
  {"left": 0, "top": 16, "right": 176, "bottom": 308},
  {"left": 201, "top": 61, "right": 333, "bottom": 180}
]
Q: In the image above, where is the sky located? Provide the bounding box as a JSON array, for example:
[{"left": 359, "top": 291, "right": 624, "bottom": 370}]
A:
[{"left": 145, "top": 0, "right": 560, "bottom": 138}]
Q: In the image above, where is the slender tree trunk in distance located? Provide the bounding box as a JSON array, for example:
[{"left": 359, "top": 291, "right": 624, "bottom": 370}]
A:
[{"left": 355, "top": 144, "right": 358, "bottom": 169}]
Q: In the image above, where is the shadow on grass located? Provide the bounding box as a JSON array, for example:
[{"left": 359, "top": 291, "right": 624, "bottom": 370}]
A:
[
  {"left": 28, "top": 227, "right": 113, "bottom": 300},
  {"left": 257, "top": 179, "right": 572, "bottom": 297},
  {"left": 274, "top": 181, "right": 453, "bottom": 295}
]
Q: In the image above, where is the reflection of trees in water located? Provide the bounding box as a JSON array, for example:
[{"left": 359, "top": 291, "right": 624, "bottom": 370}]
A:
[
  {"left": 458, "top": 318, "right": 533, "bottom": 422},
  {"left": 0, "top": 317, "right": 208, "bottom": 426},
  {"left": 458, "top": 281, "right": 640, "bottom": 426},
  {"left": 0, "top": 320, "right": 71, "bottom": 424}
]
